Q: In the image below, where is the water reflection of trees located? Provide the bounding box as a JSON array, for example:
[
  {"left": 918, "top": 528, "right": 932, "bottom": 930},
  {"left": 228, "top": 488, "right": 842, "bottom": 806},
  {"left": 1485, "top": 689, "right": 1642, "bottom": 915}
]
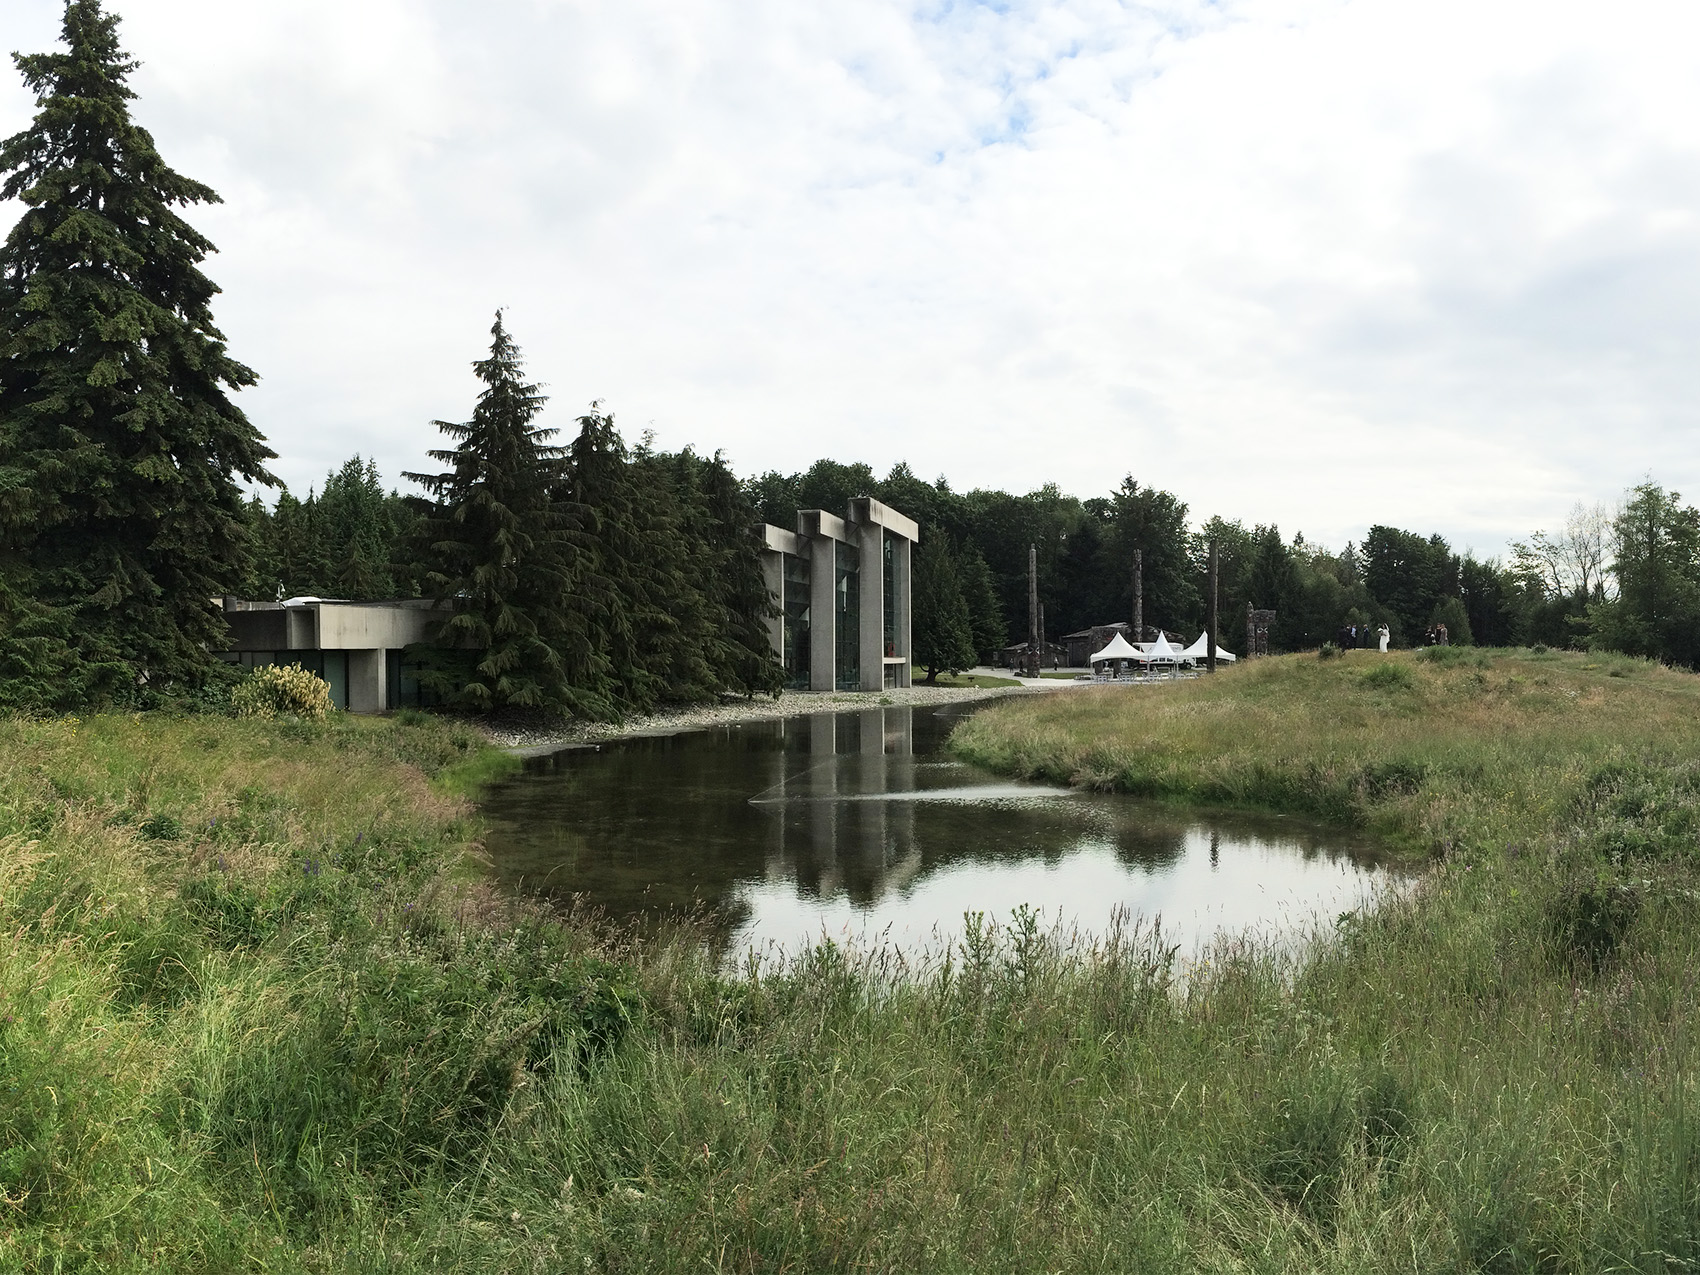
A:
[{"left": 479, "top": 702, "right": 1398, "bottom": 950}]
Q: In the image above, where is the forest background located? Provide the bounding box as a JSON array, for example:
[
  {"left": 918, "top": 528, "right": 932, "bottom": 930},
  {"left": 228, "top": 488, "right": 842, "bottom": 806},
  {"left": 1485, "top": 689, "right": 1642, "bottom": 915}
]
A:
[
  {"left": 7, "top": 0, "right": 1700, "bottom": 721},
  {"left": 249, "top": 447, "right": 1698, "bottom": 676}
]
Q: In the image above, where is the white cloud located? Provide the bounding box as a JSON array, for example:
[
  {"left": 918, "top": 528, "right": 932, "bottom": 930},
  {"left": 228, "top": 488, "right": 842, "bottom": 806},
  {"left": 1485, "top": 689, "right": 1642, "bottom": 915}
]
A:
[{"left": 4, "top": 0, "right": 1699, "bottom": 552}]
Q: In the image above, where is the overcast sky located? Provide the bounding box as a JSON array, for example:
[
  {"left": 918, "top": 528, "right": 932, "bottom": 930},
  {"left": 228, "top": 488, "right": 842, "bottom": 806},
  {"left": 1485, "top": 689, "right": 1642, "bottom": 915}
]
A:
[{"left": 6, "top": 0, "right": 1699, "bottom": 555}]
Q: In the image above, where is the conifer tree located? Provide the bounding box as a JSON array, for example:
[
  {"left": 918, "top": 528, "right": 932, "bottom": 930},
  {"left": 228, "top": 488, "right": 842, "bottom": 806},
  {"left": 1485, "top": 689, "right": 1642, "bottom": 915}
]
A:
[
  {"left": 406, "top": 314, "right": 608, "bottom": 715},
  {"left": 565, "top": 408, "right": 674, "bottom": 712},
  {"left": 649, "top": 447, "right": 783, "bottom": 700},
  {"left": 0, "top": 1, "right": 275, "bottom": 705},
  {"left": 913, "top": 533, "right": 976, "bottom": 683}
]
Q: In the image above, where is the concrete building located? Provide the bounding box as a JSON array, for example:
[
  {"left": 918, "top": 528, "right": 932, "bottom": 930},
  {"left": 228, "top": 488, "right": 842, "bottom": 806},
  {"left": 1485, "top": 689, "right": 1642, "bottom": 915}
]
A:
[
  {"left": 217, "top": 597, "right": 447, "bottom": 712},
  {"left": 758, "top": 497, "right": 918, "bottom": 692}
]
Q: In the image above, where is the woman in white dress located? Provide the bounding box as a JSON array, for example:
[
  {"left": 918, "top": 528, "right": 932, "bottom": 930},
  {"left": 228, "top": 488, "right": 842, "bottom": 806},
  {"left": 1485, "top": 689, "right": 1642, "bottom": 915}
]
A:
[{"left": 1377, "top": 624, "right": 1390, "bottom": 653}]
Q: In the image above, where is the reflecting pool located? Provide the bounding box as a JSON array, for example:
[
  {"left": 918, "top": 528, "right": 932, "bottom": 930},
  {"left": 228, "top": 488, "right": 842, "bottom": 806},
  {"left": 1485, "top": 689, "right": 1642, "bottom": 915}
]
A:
[{"left": 479, "top": 701, "right": 1405, "bottom": 960}]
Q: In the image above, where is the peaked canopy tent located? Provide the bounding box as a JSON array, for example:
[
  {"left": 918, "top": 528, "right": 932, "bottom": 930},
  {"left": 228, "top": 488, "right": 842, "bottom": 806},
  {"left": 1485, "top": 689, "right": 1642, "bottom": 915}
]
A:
[
  {"left": 1179, "top": 632, "right": 1237, "bottom": 663},
  {"left": 1089, "top": 632, "right": 1143, "bottom": 665},
  {"left": 1144, "top": 632, "right": 1184, "bottom": 664}
]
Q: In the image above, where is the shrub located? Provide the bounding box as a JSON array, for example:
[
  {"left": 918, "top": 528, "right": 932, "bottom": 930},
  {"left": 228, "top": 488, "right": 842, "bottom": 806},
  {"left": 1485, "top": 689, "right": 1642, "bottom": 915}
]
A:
[
  {"left": 1318, "top": 642, "right": 1341, "bottom": 660},
  {"left": 1361, "top": 662, "right": 1415, "bottom": 691},
  {"left": 230, "top": 663, "right": 334, "bottom": 722},
  {"left": 139, "top": 812, "right": 184, "bottom": 841},
  {"left": 1546, "top": 868, "right": 1640, "bottom": 972},
  {"left": 1416, "top": 645, "right": 1488, "bottom": 668}
]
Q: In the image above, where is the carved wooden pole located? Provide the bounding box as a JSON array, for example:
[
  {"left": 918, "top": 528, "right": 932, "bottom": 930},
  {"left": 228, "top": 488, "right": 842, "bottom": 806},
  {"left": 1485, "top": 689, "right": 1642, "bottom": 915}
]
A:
[
  {"left": 1207, "top": 538, "right": 1218, "bottom": 674},
  {"left": 1027, "top": 544, "right": 1040, "bottom": 678},
  {"left": 1132, "top": 548, "right": 1143, "bottom": 642}
]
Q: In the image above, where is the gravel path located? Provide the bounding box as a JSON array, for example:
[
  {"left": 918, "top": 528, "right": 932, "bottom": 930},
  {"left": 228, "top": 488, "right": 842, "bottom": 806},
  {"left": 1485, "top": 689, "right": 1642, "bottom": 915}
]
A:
[{"left": 478, "top": 683, "right": 1070, "bottom": 757}]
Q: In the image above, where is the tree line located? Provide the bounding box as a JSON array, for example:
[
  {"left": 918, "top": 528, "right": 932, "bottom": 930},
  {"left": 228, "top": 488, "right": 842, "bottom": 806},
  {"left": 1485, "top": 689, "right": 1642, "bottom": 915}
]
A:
[
  {"left": 750, "top": 459, "right": 1700, "bottom": 674},
  {"left": 0, "top": 3, "right": 777, "bottom": 716},
  {"left": 5, "top": 2, "right": 1698, "bottom": 719}
]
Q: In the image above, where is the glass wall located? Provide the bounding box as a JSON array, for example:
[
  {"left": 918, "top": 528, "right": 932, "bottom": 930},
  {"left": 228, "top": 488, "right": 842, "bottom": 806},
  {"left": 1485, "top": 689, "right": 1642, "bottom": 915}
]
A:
[
  {"left": 883, "top": 530, "right": 900, "bottom": 660},
  {"left": 387, "top": 649, "right": 442, "bottom": 709},
  {"left": 835, "top": 541, "right": 860, "bottom": 690},
  {"left": 783, "top": 553, "right": 812, "bottom": 689}
]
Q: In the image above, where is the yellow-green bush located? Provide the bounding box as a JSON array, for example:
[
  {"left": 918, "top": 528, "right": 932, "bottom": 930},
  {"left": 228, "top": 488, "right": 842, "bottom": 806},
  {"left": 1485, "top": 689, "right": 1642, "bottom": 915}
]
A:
[{"left": 229, "top": 663, "right": 333, "bottom": 721}]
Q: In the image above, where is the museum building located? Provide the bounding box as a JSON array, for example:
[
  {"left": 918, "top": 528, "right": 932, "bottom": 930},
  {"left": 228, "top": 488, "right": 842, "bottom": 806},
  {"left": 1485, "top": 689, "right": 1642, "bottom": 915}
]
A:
[{"left": 758, "top": 496, "right": 918, "bottom": 692}]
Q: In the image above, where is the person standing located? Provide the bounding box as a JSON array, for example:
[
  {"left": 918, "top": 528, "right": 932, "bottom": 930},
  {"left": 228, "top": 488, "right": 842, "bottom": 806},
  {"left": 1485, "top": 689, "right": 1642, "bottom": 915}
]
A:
[{"left": 1377, "top": 624, "right": 1390, "bottom": 653}]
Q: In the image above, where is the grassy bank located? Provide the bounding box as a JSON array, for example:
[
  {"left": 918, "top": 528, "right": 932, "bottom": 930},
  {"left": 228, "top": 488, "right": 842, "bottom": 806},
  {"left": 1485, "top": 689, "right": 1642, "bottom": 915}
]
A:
[
  {"left": 954, "top": 645, "right": 1700, "bottom": 856},
  {"left": 7, "top": 652, "right": 1700, "bottom": 1270}
]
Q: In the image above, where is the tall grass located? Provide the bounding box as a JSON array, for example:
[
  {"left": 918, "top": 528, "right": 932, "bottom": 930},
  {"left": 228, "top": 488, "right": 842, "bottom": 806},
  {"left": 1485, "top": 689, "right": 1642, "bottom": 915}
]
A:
[{"left": 5, "top": 651, "right": 1700, "bottom": 1270}]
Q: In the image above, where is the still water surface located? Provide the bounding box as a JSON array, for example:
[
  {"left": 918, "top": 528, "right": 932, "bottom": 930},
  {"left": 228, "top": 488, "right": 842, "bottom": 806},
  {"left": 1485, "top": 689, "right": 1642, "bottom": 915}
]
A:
[{"left": 480, "top": 701, "right": 1403, "bottom": 960}]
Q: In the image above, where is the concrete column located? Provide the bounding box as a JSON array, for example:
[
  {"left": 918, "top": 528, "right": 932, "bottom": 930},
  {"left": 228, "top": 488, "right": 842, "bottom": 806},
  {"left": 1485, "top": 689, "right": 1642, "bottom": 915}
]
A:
[
  {"left": 348, "top": 649, "right": 382, "bottom": 713},
  {"left": 859, "top": 521, "right": 884, "bottom": 691},
  {"left": 810, "top": 535, "right": 836, "bottom": 691}
]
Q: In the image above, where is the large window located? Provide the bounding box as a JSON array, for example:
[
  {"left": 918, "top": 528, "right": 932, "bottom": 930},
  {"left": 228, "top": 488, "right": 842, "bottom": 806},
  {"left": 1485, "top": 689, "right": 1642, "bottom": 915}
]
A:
[
  {"left": 835, "top": 541, "right": 860, "bottom": 690},
  {"left": 783, "top": 553, "right": 811, "bottom": 689},
  {"left": 883, "top": 530, "right": 900, "bottom": 660},
  {"left": 387, "top": 649, "right": 442, "bottom": 710}
]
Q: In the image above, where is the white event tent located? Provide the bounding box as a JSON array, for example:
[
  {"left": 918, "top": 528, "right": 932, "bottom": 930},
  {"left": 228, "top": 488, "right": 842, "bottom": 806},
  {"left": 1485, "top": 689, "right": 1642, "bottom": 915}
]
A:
[
  {"left": 1088, "top": 632, "right": 1142, "bottom": 666},
  {"left": 1144, "top": 631, "right": 1183, "bottom": 664},
  {"left": 1179, "top": 632, "right": 1237, "bottom": 663}
]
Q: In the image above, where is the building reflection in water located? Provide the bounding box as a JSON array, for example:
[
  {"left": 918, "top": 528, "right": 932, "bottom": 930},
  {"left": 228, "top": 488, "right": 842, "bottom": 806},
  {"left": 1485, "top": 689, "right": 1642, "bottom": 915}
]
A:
[{"left": 480, "top": 703, "right": 1397, "bottom": 958}]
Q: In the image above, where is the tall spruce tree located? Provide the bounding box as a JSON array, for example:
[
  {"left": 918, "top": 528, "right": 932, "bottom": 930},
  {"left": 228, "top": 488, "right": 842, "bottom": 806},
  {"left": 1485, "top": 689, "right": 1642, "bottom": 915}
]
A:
[
  {"left": 0, "top": 1, "right": 275, "bottom": 706},
  {"left": 565, "top": 407, "right": 675, "bottom": 712},
  {"left": 405, "top": 314, "right": 608, "bottom": 716},
  {"left": 655, "top": 446, "right": 783, "bottom": 699},
  {"left": 912, "top": 533, "right": 976, "bottom": 682}
]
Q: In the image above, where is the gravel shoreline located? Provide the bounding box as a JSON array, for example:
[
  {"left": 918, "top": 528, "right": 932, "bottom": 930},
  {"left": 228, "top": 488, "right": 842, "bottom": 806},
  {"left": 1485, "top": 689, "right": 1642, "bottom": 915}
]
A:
[{"left": 477, "top": 683, "right": 1062, "bottom": 757}]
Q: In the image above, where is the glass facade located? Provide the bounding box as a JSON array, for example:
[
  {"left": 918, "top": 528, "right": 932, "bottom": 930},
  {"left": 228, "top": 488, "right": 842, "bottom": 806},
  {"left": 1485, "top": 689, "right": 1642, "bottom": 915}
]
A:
[
  {"left": 386, "top": 649, "right": 441, "bottom": 709},
  {"left": 835, "top": 541, "right": 860, "bottom": 690},
  {"left": 782, "top": 553, "right": 812, "bottom": 689},
  {"left": 882, "top": 530, "right": 900, "bottom": 660}
]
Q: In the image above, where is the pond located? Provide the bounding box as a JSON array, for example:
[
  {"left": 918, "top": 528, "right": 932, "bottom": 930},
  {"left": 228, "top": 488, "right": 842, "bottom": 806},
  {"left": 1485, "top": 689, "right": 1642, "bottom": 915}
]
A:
[{"left": 479, "top": 701, "right": 1405, "bottom": 962}]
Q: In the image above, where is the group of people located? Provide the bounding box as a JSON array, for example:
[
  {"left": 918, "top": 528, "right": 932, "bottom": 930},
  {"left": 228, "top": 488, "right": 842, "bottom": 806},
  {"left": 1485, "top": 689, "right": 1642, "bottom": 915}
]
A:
[
  {"left": 1336, "top": 622, "right": 1393, "bottom": 653},
  {"left": 1422, "top": 623, "right": 1450, "bottom": 647}
]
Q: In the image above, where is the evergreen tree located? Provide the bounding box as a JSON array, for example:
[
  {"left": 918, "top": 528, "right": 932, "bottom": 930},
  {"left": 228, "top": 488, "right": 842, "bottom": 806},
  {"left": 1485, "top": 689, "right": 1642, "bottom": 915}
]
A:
[
  {"left": 957, "top": 542, "right": 1005, "bottom": 661},
  {"left": 316, "top": 456, "right": 404, "bottom": 599},
  {"left": 1459, "top": 554, "right": 1512, "bottom": 646},
  {"left": 405, "top": 314, "right": 606, "bottom": 715},
  {"left": 1362, "top": 526, "right": 1458, "bottom": 643},
  {"left": 912, "top": 533, "right": 975, "bottom": 682},
  {"left": 1247, "top": 525, "right": 1301, "bottom": 649},
  {"left": 657, "top": 447, "right": 783, "bottom": 699},
  {"left": 565, "top": 407, "right": 673, "bottom": 713},
  {"left": 1105, "top": 477, "right": 1196, "bottom": 634},
  {"left": 1587, "top": 483, "right": 1700, "bottom": 665},
  {"left": 0, "top": 1, "right": 275, "bottom": 704},
  {"left": 1429, "top": 595, "right": 1474, "bottom": 646}
]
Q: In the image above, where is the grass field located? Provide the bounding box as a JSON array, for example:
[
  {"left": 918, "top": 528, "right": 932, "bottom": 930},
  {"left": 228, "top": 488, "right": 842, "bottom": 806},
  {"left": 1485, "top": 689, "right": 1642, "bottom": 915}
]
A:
[
  {"left": 908, "top": 667, "right": 1023, "bottom": 688},
  {"left": 6, "top": 649, "right": 1700, "bottom": 1271}
]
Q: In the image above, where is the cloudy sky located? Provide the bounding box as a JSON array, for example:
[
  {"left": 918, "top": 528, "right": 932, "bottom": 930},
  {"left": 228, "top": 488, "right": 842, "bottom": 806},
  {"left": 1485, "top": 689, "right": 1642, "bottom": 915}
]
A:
[{"left": 5, "top": 0, "right": 1699, "bottom": 554}]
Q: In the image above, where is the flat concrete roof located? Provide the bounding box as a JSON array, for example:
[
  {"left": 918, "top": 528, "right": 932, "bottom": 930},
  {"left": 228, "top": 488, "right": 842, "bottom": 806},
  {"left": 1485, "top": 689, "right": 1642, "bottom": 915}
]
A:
[
  {"left": 762, "top": 524, "right": 804, "bottom": 556},
  {"left": 848, "top": 496, "right": 920, "bottom": 542}
]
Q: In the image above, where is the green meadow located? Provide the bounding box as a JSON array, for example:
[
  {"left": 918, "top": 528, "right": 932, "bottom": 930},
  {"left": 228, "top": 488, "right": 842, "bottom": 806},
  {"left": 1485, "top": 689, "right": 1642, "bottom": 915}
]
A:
[{"left": 5, "top": 648, "right": 1700, "bottom": 1271}]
